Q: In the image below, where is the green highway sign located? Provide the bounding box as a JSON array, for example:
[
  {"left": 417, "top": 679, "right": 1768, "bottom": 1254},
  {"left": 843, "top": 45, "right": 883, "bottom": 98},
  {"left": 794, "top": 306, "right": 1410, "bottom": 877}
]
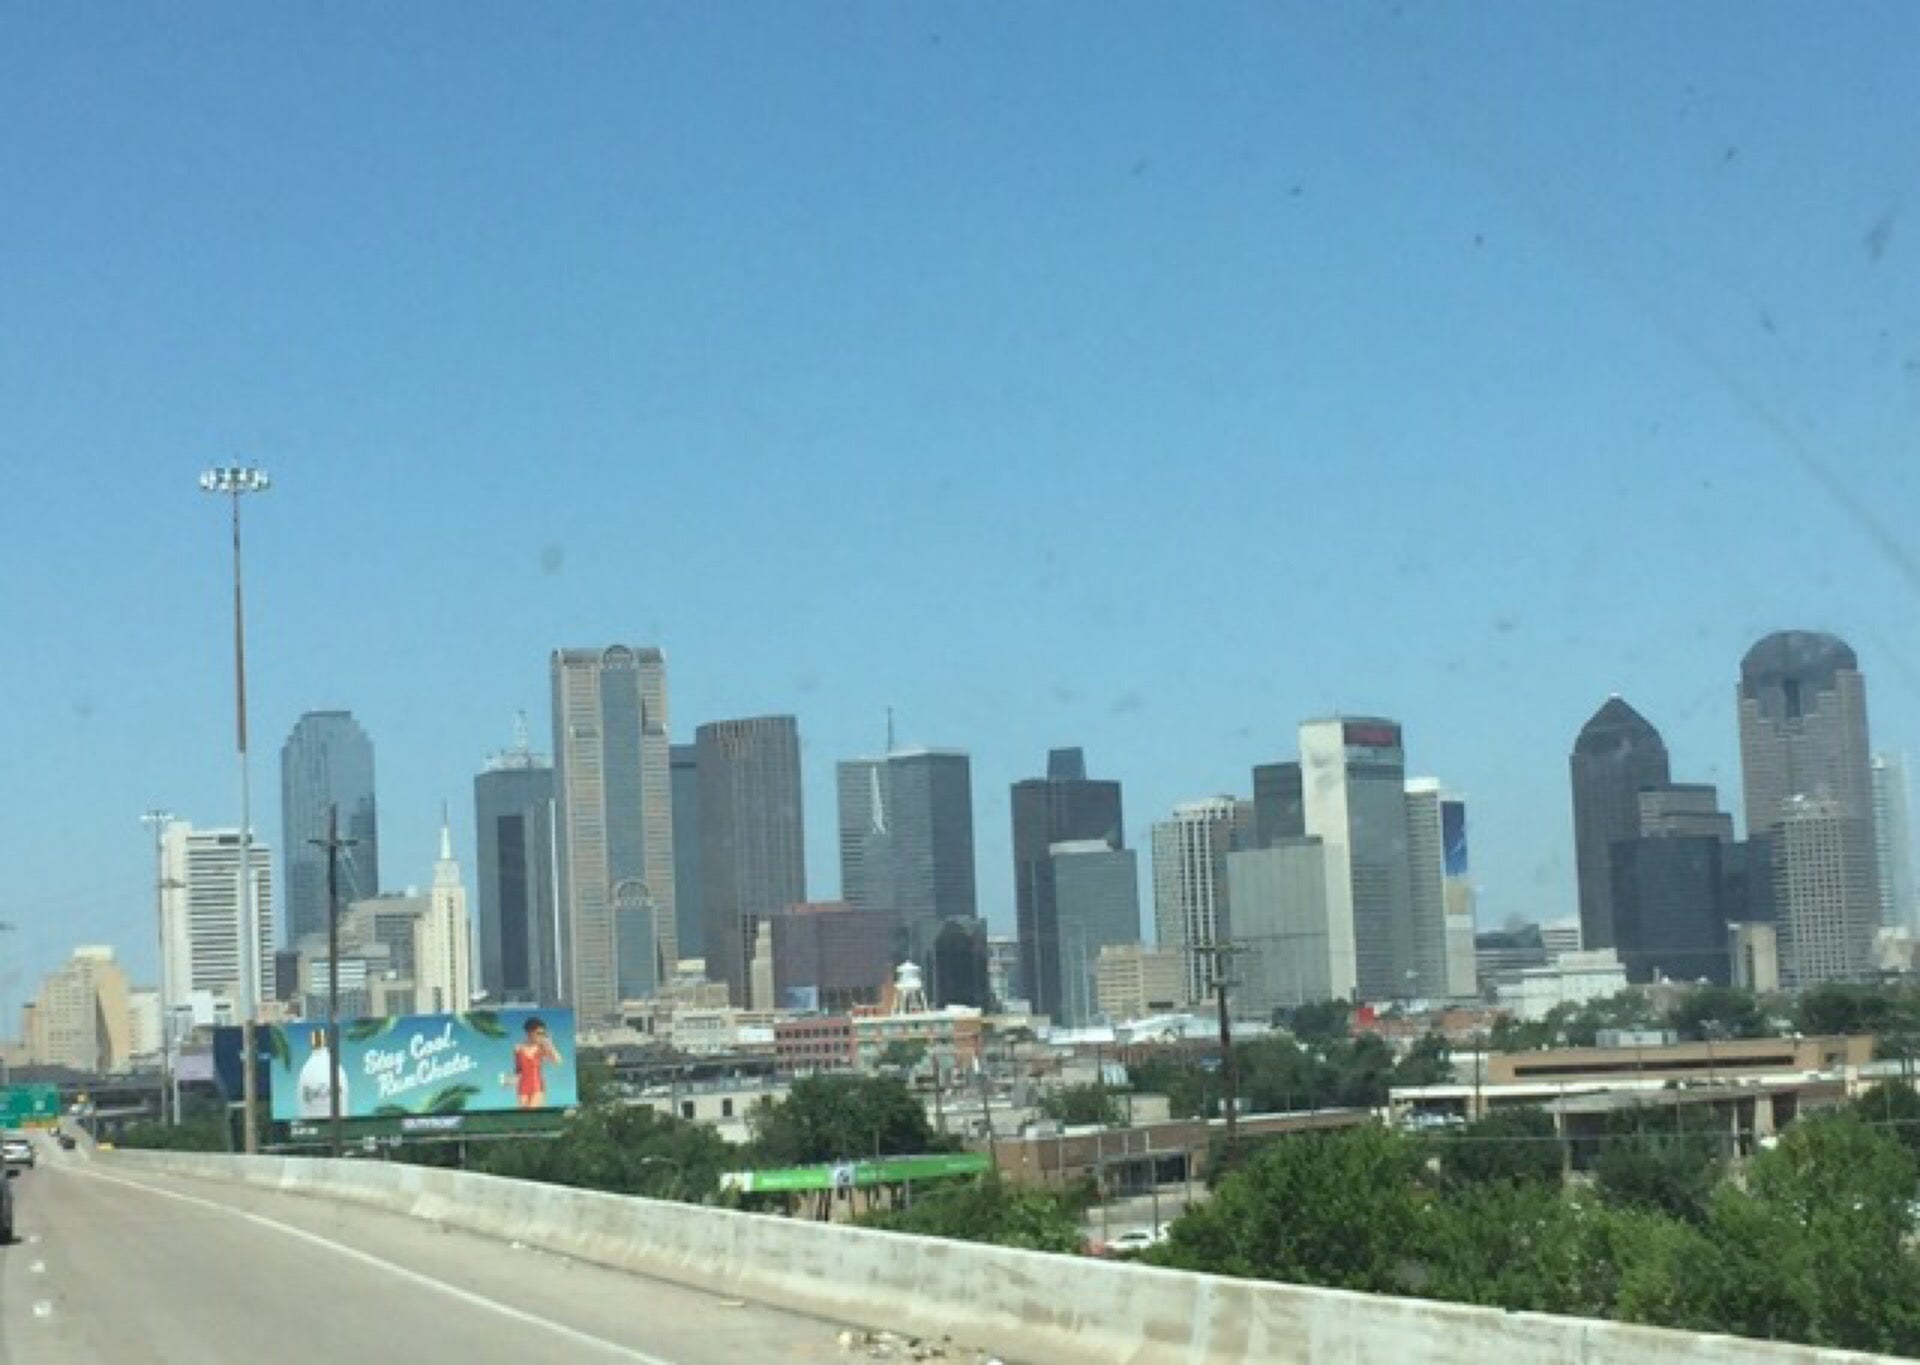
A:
[
  {"left": 1, "top": 1085, "right": 62, "bottom": 1127},
  {"left": 722, "top": 1151, "right": 990, "bottom": 1194}
]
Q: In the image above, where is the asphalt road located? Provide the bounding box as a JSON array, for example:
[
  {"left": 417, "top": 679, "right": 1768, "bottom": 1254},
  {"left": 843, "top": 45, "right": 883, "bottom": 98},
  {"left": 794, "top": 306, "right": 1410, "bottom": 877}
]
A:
[{"left": 0, "top": 1137, "right": 873, "bottom": 1365}]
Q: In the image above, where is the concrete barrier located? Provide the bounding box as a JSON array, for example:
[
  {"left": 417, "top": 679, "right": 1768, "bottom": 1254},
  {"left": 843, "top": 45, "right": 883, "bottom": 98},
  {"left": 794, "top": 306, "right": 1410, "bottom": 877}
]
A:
[{"left": 105, "top": 1150, "right": 1890, "bottom": 1364}]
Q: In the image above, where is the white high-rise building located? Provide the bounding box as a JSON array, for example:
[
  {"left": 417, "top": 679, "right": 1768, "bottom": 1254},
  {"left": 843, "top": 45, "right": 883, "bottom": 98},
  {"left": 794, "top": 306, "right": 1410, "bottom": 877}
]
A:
[
  {"left": 1301, "top": 718, "right": 1417, "bottom": 1001},
  {"left": 415, "top": 819, "right": 473, "bottom": 1016},
  {"left": 161, "top": 822, "right": 275, "bottom": 1016},
  {"left": 1872, "top": 754, "right": 1917, "bottom": 933},
  {"left": 1152, "top": 799, "right": 1242, "bottom": 1003}
]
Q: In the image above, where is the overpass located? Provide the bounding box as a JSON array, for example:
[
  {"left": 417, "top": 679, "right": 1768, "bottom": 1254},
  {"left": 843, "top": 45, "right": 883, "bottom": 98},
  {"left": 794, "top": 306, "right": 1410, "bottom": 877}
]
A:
[{"left": 0, "top": 1133, "right": 1886, "bottom": 1364}]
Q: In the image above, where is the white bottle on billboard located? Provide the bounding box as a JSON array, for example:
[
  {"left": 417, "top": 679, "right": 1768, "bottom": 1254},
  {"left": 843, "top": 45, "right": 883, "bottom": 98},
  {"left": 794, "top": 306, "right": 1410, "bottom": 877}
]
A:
[{"left": 298, "top": 1029, "right": 346, "bottom": 1119}]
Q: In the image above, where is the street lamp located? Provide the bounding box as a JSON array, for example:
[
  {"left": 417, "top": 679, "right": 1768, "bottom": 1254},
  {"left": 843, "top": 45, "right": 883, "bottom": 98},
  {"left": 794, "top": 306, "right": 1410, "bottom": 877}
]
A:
[{"left": 200, "top": 463, "right": 270, "bottom": 1154}]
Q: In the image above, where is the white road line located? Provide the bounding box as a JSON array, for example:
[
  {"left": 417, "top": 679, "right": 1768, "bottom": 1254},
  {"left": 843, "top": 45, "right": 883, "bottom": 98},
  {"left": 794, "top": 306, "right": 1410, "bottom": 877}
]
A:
[
  {"left": 32, "top": 1301, "right": 51, "bottom": 1319},
  {"left": 66, "top": 1167, "right": 675, "bottom": 1365},
  {"left": 29, "top": 1259, "right": 44, "bottom": 1274}
]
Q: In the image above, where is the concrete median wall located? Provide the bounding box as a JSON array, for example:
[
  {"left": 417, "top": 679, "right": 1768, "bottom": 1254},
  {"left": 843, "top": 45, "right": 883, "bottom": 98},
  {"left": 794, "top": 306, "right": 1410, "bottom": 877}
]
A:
[{"left": 105, "top": 1150, "right": 1886, "bottom": 1365}]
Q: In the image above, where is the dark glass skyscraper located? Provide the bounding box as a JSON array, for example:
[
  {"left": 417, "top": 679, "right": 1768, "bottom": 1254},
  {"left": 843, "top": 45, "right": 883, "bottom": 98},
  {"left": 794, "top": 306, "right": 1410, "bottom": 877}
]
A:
[
  {"left": 1569, "top": 697, "right": 1671, "bottom": 951},
  {"left": 1738, "top": 631, "right": 1879, "bottom": 985},
  {"left": 280, "top": 710, "right": 380, "bottom": 948},
  {"left": 697, "top": 715, "right": 807, "bottom": 1005},
  {"left": 474, "top": 731, "right": 558, "bottom": 1005},
  {"left": 836, "top": 748, "right": 978, "bottom": 1003},
  {"left": 671, "top": 743, "right": 703, "bottom": 963},
  {"left": 1010, "top": 747, "right": 1124, "bottom": 1020}
]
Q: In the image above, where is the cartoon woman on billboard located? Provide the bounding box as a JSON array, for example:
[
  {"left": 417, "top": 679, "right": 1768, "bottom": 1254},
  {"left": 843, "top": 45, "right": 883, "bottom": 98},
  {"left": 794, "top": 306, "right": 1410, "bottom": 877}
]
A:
[{"left": 504, "top": 1016, "right": 564, "bottom": 1109}]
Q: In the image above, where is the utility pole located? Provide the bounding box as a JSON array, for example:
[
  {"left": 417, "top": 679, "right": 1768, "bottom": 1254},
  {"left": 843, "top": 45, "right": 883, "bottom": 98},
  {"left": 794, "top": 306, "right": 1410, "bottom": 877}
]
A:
[
  {"left": 310, "top": 804, "right": 357, "bottom": 1158},
  {"left": 141, "top": 811, "right": 182, "bottom": 1124},
  {"left": 1196, "top": 941, "right": 1247, "bottom": 1166}
]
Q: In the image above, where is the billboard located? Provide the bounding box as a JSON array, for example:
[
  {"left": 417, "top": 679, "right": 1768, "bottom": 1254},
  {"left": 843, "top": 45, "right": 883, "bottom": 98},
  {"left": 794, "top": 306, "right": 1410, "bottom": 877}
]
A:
[{"left": 268, "top": 1008, "right": 577, "bottom": 1123}]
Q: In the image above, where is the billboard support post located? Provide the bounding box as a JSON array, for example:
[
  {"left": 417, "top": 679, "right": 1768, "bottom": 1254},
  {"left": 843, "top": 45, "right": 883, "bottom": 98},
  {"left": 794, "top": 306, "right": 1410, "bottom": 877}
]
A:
[{"left": 311, "top": 803, "right": 357, "bottom": 1159}]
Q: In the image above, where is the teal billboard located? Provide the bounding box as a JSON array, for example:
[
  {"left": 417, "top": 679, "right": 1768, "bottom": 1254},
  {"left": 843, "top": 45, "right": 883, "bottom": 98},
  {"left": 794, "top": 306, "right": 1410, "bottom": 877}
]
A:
[{"left": 268, "top": 1008, "right": 577, "bottom": 1122}]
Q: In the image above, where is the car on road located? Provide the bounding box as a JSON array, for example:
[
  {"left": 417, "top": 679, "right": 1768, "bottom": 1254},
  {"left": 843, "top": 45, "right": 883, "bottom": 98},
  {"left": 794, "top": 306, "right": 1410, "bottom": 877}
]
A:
[
  {"left": 1, "top": 1134, "right": 33, "bottom": 1169},
  {"left": 1102, "top": 1227, "right": 1169, "bottom": 1256}
]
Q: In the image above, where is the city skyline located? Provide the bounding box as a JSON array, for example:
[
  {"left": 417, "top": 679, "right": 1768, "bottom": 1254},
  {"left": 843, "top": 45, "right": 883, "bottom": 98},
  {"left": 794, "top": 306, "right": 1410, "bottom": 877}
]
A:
[{"left": 15, "top": 622, "right": 1920, "bottom": 1013}]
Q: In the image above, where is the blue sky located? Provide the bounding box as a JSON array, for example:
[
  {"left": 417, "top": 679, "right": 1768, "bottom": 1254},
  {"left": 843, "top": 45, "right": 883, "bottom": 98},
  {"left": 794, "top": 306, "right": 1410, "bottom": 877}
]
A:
[{"left": 3, "top": 4, "right": 1919, "bottom": 1016}]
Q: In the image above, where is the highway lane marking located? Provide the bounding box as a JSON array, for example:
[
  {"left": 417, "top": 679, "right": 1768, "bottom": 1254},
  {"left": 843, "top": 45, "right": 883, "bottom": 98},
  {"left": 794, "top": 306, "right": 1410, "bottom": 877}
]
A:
[
  {"left": 32, "top": 1301, "right": 50, "bottom": 1318},
  {"left": 29, "top": 1260, "right": 44, "bottom": 1273},
  {"left": 66, "top": 1168, "right": 676, "bottom": 1364}
]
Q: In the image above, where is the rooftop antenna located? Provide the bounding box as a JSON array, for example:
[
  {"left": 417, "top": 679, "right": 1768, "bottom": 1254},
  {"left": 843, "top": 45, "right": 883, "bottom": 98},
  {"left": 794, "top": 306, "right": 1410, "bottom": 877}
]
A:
[
  {"left": 511, "top": 709, "right": 530, "bottom": 755},
  {"left": 886, "top": 706, "right": 896, "bottom": 755}
]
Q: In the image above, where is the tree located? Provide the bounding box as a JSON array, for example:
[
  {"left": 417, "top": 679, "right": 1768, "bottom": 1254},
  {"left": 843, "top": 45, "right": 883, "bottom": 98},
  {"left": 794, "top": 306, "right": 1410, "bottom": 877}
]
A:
[
  {"left": 1286, "top": 999, "right": 1352, "bottom": 1046},
  {"left": 1421, "top": 1183, "right": 1636, "bottom": 1318},
  {"left": 1795, "top": 983, "right": 1917, "bottom": 1038},
  {"left": 876, "top": 1040, "right": 928, "bottom": 1073},
  {"left": 1667, "top": 986, "right": 1774, "bottom": 1042},
  {"left": 1127, "top": 1052, "right": 1219, "bottom": 1121},
  {"left": 1740, "top": 1112, "right": 1920, "bottom": 1354},
  {"left": 860, "top": 1177, "right": 1084, "bottom": 1254},
  {"left": 1435, "top": 1106, "right": 1563, "bottom": 1189},
  {"left": 1151, "top": 1125, "right": 1430, "bottom": 1294},
  {"left": 1854, "top": 1080, "right": 1920, "bottom": 1165},
  {"left": 747, "top": 1074, "right": 939, "bottom": 1166},
  {"left": 1591, "top": 1107, "right": 1725, "bottom": 1223},
  {"left": 1038, "top": 1083, "right": 1124, "bottom": 1127},
  {"left": 1391, "top": 1032, "right": 1453, "bottom": 1088},
  {"left": 476, "top": 1104, "right": 731, "bottom": 1202}
]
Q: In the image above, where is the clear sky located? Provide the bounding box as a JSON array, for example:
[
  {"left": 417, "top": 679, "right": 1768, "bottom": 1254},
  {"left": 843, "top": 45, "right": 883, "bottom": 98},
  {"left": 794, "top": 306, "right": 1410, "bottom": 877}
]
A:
[{"left": 3, "top": 4, "right": 1919, "bottom": 1018}]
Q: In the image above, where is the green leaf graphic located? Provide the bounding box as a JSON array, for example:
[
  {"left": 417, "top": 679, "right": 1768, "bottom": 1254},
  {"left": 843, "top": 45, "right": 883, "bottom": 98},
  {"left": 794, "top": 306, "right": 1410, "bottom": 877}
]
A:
[
  {"left": 374, "top": 1104, "right": 410, "bottom": 1118},
  {"left": 426, "top": 1084, "right": 481, "bottom": 1115},
  {"left": 345, "top": 1018, "right": 386, "bottom": 1044},
  {"left": 266, "top": 1026, "right": 292, "bottom": 1072},
  {"left": 462, "top": 1011, "right": 508, "bottom": 1039}
]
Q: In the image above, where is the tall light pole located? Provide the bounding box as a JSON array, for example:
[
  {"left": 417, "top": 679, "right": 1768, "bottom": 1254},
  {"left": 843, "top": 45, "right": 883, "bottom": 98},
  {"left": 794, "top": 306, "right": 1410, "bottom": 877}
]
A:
[
  {"left": 140, "top": 810, "right": 181, "bottom": 1124},
  {"left": 201, "top": 464, "right": 270, "bottom": 1154}
]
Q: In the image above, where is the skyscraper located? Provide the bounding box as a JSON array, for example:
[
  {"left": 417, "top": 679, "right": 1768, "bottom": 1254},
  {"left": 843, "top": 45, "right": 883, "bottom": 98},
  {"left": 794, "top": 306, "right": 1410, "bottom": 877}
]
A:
[
  {"left": 1050, "top": 840, "right": 1141, "bottom": 1026},
  {"left": 836, "top": 748, "right": 978, "bottom": 1003},
  {"left": 1738, "top": 631, "right": 1879, "bottom": 985},
  {"left": 473, "top": 727, "right": 559, "bottom": 1005},
  {"left": 280, "top": 711, "right": 380, "bottom": 949},
  {"left": 1300, "top": 717, "right": 1416, "bottom": 1001},
  {"left": 1440, "top": 797, "right": 1478, "bottom": 997},
  {"left": 697, "top": 715, "right": 807, "bottom": 1005},
  {"left": 1251, "top": 761, "right": 1305, "bottom": 847},
  {"left": 160, "top": 822, "right": 275, "bottom": 1013},
  {"left": 1402, "top": 780, "right": 1452, "bottom": 999},
  {"left": 1609, "top": 783, "right": 1738, "bottom": 984},
  {"left": 1010, "top": 747, "right": 1124, "bottom": 1021},
  {"left": 1872, "top": 754, "right": 1917, "bottom": 933},
  {"left": 551, "top": 646, "right": 677, "bottom": 1021},
  {"left": 1226, "top": 839, "right": 1334, "bottom": 1015},
  {"left": 1152, "top": 798, "right": 1241, "bottom": 1003},
  {"left": 415, "top": 818, "right": 473, "bottom": 1015},
  {"left": 1569, "top": 697, "right": 1671, "bottom": 951},
  {"left": 671, "top": 743, "right": 704, "bottom": 962}
]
